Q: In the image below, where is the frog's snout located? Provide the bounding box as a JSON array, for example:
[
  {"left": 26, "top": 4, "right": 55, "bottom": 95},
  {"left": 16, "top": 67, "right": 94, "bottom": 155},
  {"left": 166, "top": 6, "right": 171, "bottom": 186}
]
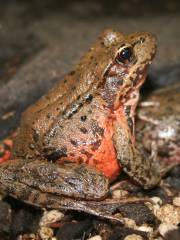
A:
[
  {"left": 142, "top": 32, "right": 157, "bottom": 54},
  {"left": 131, "top": 32, "right": 157, "bottom": 64}
]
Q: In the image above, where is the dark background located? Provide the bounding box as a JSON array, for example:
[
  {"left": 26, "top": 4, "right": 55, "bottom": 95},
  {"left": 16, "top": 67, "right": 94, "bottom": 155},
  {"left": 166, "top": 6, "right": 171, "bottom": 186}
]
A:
[{"left": 0, "top": 0, "right": 180, "bottom": 139}]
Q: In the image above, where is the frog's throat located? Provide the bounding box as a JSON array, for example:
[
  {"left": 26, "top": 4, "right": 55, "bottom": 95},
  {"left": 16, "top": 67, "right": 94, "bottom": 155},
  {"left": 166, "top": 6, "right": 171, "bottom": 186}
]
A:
[{"left": 113, "top": 72, "right": 147, "bottom": 145}]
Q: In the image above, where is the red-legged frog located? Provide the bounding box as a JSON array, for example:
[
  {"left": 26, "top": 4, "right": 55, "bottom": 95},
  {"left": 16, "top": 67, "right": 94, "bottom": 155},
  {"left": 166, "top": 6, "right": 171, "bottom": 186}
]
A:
[
  {"left": 0, "top": 29, "right": 163, "bottom": 220},
  {"left": 136, "top": 84, "right": 180, "bottom": 166}
]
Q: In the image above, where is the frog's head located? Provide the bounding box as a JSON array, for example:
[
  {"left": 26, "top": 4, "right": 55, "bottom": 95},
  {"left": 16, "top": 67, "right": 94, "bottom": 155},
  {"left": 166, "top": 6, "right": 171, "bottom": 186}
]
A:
[
  {"left": 71, "top": 29, "right": 156, "bottom": 110},
  {"left": 97, "top": 29, "right": 157, "bottom": 108}
]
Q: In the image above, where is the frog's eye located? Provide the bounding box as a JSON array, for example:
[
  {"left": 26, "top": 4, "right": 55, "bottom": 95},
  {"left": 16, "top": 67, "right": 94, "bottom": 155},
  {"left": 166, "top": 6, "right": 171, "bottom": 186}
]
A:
[{"left": 116, "top": 47, "right": 133, "bottom": 64}]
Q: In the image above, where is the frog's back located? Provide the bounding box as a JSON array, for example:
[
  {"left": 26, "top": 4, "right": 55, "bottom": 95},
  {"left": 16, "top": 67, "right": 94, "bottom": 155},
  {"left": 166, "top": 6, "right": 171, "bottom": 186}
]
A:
[
  {"left": 13, "top": 30, "right": 119, "bottom": 159},
  {"left": 13, "top": 72, "right": 79, "bottom": 158}
]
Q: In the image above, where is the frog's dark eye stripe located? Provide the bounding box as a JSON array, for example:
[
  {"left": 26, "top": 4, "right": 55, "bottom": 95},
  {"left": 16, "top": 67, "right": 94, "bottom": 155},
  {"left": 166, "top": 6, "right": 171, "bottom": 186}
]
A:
[{"left": 116, "top": 47, "right": 133, "bottom": 64}]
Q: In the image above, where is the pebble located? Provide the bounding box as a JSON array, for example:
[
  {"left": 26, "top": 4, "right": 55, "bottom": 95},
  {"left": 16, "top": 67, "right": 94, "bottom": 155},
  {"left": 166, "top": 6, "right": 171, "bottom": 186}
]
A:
[
  {"left": 137, "top": 225, "right": 153, "bottom": 233},
  {"left": 155, "top": 204, "right": 180, "bottom": 225},
  {"left": 87, "top": 235, "right": 102, "bottom": 240},
  {"left": 146, "top": 197, "right": 162, "bottom": 214},
  {"left": 39, "top": 210, "right": 64, "bottom": 227},
  {"left": 173, "top": 197, "right": 180, "bottom": 207},
  {"left": 151, "top": 197, "right": 163, "bottom": 206},
  {"left": 123, "top": 218, "right": 136, "bottom": 229},
  {"left": 124, "top": 234, "right": 143, "bottom": 240},
  {"left": 123, "top": 217, "right": 154, "bottom": 236},
  {"left": 39, "top": 226, "right": 54, "bottom": 240},
  {"left": 112, "top": 189, "right": 128, "bottom": 199},
  {"left": 158, "top": 223, "right": 178, "bottom": 237},
  {"left": 17, "top": 233, "right": 37, "bottom": 240}
]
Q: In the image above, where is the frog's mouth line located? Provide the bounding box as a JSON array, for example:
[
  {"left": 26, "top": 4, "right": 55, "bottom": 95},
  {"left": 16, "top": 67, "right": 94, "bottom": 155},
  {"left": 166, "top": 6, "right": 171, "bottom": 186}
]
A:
[
  {"left": 133, "top": 65, "right": 148, "bottom": 87},
  {"left": 135, "top": 72, "right": 147, "bottom": 89},
  {"left": 121, "top": 69, "right": 147, "bottom": 105}
]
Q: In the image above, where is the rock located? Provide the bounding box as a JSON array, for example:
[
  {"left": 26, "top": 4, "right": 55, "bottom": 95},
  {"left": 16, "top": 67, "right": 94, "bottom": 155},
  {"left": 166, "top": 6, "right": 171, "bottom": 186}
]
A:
[
  {"left": 137, "top": 225, "right": 153, "bottom": 234},
  {"left": 123, "top": 218, "right": 137, "bottom": 229},
  {"left": 39, "top": 210, "right": 64, "bottom": 227},
  {"left": 158, "top": 223, "right": 178, "bottom": 237},
  {"left": 124, "top": 234, "right": 143, "bottom": 240},
  {"left": 155, "top": 204, "right": 180, "bottom": 225},
  {"left": 112, "top": 189, "right": 128, "bottom": 199},
  {"left": 18, "top": 233, "right": 37, "bottom": 240},
  {"left": 151, "top": 197, "right": 163, "bottom": 206},
  {"left": 10, "top": 207, "right": 41, "bottom": 239},
  {"left": 173, "top": 197, "right": 180, "bottom": 207},
  {"left": 87, "top": 235, "right": 102, "bottom": 240},
  {"left": 108, "top": 227, "right": 147, "bottom": 240},
  {"left": 164, "top": 227, "right": 180, "bottom": 240},
  {"left": 56, "top": 219, "right": 92, "bottom": 240},
  {"left": 39, "top": 226, "right": 54, "bottom": 240}
]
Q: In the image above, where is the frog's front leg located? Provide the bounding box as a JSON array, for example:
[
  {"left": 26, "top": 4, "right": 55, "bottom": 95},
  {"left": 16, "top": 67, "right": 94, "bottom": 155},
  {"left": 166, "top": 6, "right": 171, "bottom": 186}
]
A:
[
  {"left": 113, "top": 121, "right": 163, "bottom": 189},
  {"left": 0, "top": 159, "right": 109, "bottom": 200}
]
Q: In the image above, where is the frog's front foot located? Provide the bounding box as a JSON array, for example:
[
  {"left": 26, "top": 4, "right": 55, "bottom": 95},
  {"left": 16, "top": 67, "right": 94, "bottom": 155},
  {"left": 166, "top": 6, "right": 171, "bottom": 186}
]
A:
[{"left": 113, "top": 122, "right": 163, "bottom": 189}]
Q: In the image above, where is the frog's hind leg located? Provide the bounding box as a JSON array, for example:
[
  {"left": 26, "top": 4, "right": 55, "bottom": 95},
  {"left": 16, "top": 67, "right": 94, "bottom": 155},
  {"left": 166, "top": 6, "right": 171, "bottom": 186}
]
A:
[
  {"left": 0, "top": 159, "right": 153, "bottom": 223},
  {"left": 0, "top": 167, "right": 150, "bottom": 224},
  {"left": 0, "top": 159, "right": 109, "bottom": 200}
]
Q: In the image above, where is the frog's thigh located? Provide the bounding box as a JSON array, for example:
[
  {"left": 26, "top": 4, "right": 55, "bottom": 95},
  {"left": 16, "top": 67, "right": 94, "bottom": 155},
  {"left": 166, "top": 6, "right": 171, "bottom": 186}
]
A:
[
  {"left": 0, "top": 159, "right": 109, "bottom": 200},
  {"left": 113, "top": 122, "right": 161, "bottom": 189}
]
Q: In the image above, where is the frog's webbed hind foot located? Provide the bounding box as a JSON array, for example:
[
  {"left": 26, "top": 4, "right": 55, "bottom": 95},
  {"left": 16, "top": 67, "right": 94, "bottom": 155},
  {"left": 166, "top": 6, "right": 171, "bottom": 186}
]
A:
[
  {"left": 35, "top": 193, "right": 152, "bottom": 223},
  {"left": 0, "top": 159, "right": 109, "bottom": 200},
  {"left": 0, "top": 177, "right": 152, "bottom": 224}
]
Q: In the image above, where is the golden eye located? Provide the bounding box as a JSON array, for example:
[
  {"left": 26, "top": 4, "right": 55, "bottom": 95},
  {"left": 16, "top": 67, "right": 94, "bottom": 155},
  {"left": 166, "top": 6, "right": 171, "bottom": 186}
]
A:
[{"left": 116, "top": 47, "right": 133, "bottom": 64}]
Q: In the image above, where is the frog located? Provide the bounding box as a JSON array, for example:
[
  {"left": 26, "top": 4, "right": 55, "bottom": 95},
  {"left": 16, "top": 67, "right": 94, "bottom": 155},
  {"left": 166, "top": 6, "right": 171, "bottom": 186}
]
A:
[
  {"left": 136, "top": 83, "right": 180, "bottom": 166},
  {"left": 0, "top": 29, "right": 164, "bottom": 220}
]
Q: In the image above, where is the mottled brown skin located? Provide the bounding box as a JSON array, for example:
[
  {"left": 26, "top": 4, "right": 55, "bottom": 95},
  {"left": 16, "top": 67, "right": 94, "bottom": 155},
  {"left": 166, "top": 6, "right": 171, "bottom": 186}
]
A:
[
  {"left": 136, "top": 84, "right": 180, "bottom": 166},
  {"left": 0, "top": 30, "right": 162, "bottom": 220}
]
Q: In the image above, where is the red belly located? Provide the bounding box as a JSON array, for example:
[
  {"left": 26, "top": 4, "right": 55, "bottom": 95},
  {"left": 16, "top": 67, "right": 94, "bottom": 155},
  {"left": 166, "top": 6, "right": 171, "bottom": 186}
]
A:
[
  {"left": 58, "top": 114, "right": 121, "bottom": 181},
  {"left": 87, "top": 118, "right": 121, "bottom": 180}
]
